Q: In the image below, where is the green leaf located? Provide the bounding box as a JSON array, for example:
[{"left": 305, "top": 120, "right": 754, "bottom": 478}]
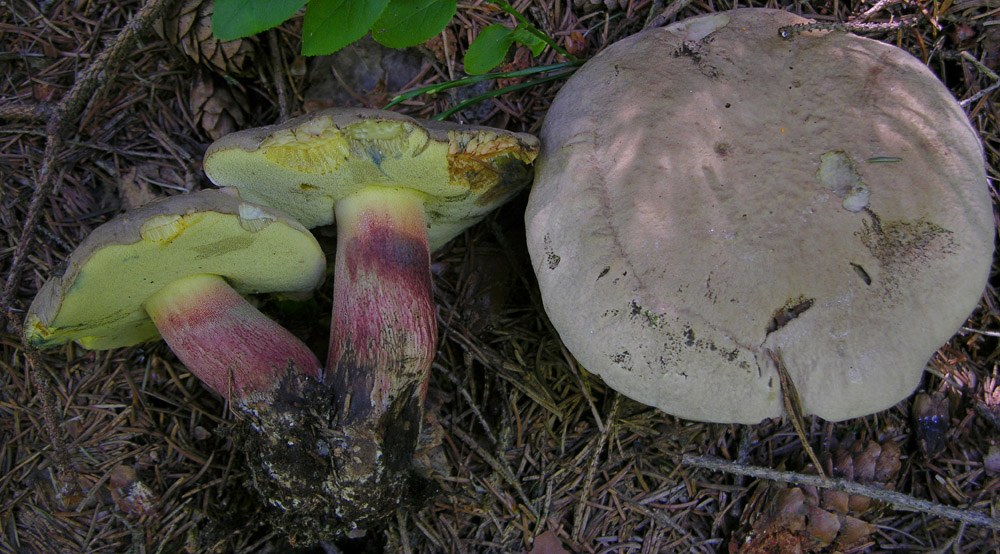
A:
[
  {"left": 511, "top": 26, "right": 546, "bottom": 57},
  {"left": 213, "top": 0, "right": 308, "bottom": 40},
  {"left": 464, "top": 24, "right": 515, "bottom": 75},
  {"left": 372, "top": 0, "right": 457, "bottom": 48},
  {"left": 301, "top": 0, "right": 390, "bottom": 56}
]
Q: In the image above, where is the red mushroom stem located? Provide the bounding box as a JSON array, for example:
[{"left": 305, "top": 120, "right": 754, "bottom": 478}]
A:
[
  {"left": 144, "top": 273, "right": 322, "bottom": 399},
  {"left": 326, "top": 186, "right": 436, "bottom": 426}
]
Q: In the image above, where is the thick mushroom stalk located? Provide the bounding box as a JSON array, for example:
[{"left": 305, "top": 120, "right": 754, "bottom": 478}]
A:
[
  {"left": 328, "top": 187, "right": 435, "bottom": 424},
  {"left": 201, "top": 108, "right": 539, "bottom": 539},
  {"left": 22, "top": 192, "right": 335, "bottom": 543},
  {"left": 24, "top": 190, "right": 336, "bottom": 540},
  {"left": 316, "top": 187, "right": 436, "bottom": 523},
  {"left": 145, "top": 273, "right": 321, "bottom": 399}
]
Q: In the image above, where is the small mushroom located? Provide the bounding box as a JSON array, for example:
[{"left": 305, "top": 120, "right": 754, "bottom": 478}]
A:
[
  {"left": 203, "top": 108, "right": 538, "bottom": 535},
  {"left": 24, "top": 190, "right": 326, "bottom": 400},
  {"left": 525, "top": 9, "right": 993, "bottom": 423}
]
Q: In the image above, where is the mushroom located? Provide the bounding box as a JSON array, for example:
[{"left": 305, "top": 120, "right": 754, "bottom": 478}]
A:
[
  {"left": 203, "top": 108, "right": 539, "bottom": 535},
  {"left": 24, "top": 190, "right": 326, "bottom": 402},
  {"left": 525, "top": 9, "right": 993, "bottom": 424}
]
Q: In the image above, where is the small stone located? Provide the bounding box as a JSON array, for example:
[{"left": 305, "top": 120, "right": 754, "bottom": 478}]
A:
[{"left": 985, "top": 445, "right": 1000, "bottom": 474}]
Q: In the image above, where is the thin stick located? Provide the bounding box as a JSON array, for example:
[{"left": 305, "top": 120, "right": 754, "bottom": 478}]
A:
[
  {"left": 0, "top": 103, "right": 52, "bottom": 122},
  {"left": 779, "top": 17, "right": 917, "bottom": 40},
  {"left": 24, "top": 347, "right": 80, "bottom": 502},
  {"left": 268, "top": 29, "right": 290, "bottom": 120},
  {"left": 858, "top": 0, "right": 904, "bottom": 20},
  {"left": 961, "top": 326, "right": 1000, "bottom": 338},
  {"left": 768, "top": 349, "right": 825, "bottom": 478},
  {"left": 958, "top": 51, "right": 1000, "bottom": 108},
  {"left": 682, "top": 454, "right": 1000, "bottom": 531},
  {"left": 645, "top": 0, "right": 696, "bottom": 29}
]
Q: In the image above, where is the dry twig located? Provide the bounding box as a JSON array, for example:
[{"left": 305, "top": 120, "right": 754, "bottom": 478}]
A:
[
  {"left": 683, "top": 454, "right": 1000, "bottom": 532},
  {"left": 267, "top": 29, "right": 291, "bottom": 120},
  {"left": 572, "top": 393, "right": 621, "bottom": 542},
  {"left": 768, "top": 349, "right": 825, "bottom": 478},
  {"left": 958, "top": 51, "right": 1000, "bottom": 108}
]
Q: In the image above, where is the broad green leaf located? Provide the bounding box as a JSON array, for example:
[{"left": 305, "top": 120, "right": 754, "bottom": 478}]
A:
[
  {"left": 213, "top": 0, "right": 308, "bottom": 40},
  {"left": 511, "top": 26, "right": 546, "bottom": 57},
  {"left": 372, "top": 0, "right": 457, "bottom": 48},
  {"left": 464, "top": 24, "right": 515, "bottom": 75},
  {"left": 302, "top": 0, "right": 390, "bottom": 56}
]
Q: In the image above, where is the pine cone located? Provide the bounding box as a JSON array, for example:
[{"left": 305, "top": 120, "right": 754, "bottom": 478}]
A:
[
  {"left": 738, "top": 487, "right": 876, "bottom": 553},
  {"left": 496, "top": 46, "right": 534, "bottom": 89},
  {"left": 823, "top": 438, "right": 902, "bottom": 514},
  {"left": 422, "top": 28, "right": 456, "bottom": 66},
  {"left": 738, "top": 439, "right": 902, "bottom": 552},
  {"left": 189, "top": 69, "right": 246, "bottom": 141},
  {"left": 154, "top": 0, "right": 256, "bottom": 76}
]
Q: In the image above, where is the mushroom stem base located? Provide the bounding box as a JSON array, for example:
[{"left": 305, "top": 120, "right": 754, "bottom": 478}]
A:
[{"left": 234, "top": 379, "right": 435, "bottom": 543}]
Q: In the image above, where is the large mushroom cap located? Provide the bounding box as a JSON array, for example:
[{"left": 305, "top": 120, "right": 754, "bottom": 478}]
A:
[
  {"left": 25, "top": 190, "right": 326, "bottom": 350},
  {"left": 525, "top": 8, "right": 993, "bottom": 423},
  {"left": 203, "top": 107, "right": 539, "bottom": 251}
]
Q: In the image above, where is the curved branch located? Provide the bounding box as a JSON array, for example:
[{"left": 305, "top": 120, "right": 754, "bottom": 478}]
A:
[{"left": 1, "top": 0, "right": 179, "bottom": 332}]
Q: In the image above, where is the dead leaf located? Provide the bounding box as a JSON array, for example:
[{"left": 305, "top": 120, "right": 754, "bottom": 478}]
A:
[
  {"left": 118, "top": 166, "right": 157, "bottom": 210},
  {"left": 526, "top": 530, "right": 569, "bottom": 554}
]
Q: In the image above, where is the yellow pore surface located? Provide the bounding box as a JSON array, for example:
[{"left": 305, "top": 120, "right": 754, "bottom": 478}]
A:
[
  {"left": 209, "top": 116, "right": 534, "bottom": 250},
  {"left": 25, "top": 207, "right": 325, "bottom": 349}
]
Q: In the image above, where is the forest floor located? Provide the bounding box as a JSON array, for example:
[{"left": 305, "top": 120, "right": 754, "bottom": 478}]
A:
[{"left": 1, "top": 0, "right": 999, "bottom": 552}]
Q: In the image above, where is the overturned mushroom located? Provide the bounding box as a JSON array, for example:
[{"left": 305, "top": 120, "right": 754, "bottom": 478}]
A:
[
  {"left": 24, "top": 191, "right": 332, "bottom": 510},
  {"left": 525, "top": 9, "right": 993, "bottom": 423},
  {"left": 204, "top": 108, "right": 539, "bottom": 536},
  {"left": 25, "top": 190, "right": 325, "bottom": 402}
]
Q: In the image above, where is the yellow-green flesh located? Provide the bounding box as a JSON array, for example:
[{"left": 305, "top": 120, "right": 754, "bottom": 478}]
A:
[
  {"left": 25, "top": 209, "right": 325, "bottom": 349},
  {"left": 205, "top": 115, "right": 535, "bottom": 251}
]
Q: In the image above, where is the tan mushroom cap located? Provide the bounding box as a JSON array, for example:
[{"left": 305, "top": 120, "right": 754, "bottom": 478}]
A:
[
  {"left": 25, "top": 190, "right": 326, "bottom": 350},
  {"left": 203, "top": 108, "right": 539, "bottom": 251},
  {"left": 525, "top": 8, "right": 993, "bottom": 423}
]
